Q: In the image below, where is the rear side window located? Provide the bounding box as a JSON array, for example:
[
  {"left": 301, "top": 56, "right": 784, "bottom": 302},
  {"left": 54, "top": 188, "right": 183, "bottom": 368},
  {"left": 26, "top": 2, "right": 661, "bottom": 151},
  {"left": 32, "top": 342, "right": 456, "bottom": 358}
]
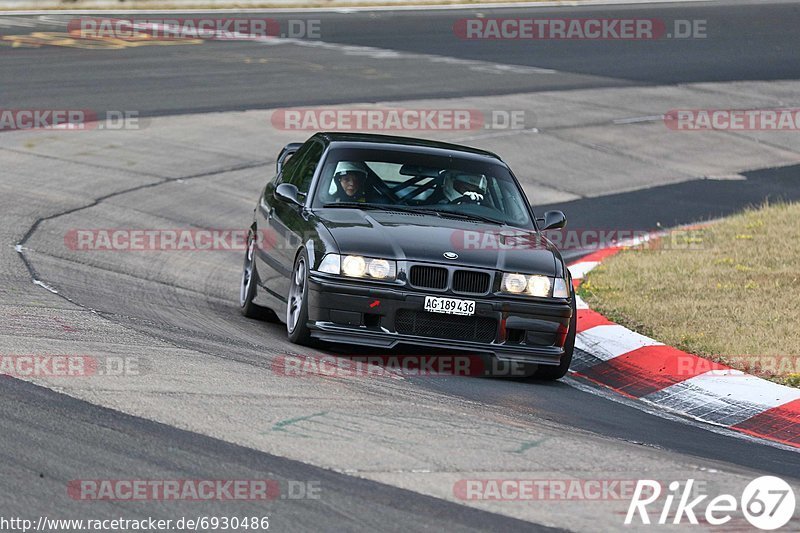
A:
[
  {"left": 277, "top": 140, "right": 312, "bottom": 185},
  {"left": 282, "top": 141, "right": 324, "bottom": 195}
]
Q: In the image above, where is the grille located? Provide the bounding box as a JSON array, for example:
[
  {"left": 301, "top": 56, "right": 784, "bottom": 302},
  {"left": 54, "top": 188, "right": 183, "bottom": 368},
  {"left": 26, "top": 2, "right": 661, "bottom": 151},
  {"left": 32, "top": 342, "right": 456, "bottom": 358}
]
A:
[
  {"left": 409, "top": 265, "right": 448, "bottom": 290},
  {"left": 452, "top": 270, "right": 491, "bottom": 294},
  {"left": 395, "top": 310, "right": 497, "bottom": 343}
]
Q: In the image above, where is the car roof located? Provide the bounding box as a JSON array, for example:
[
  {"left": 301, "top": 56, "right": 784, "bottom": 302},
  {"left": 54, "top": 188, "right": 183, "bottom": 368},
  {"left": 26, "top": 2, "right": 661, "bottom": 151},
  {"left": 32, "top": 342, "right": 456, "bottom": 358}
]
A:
[{"left": 314, "top": 132, "right": 504, "bottom": 163}]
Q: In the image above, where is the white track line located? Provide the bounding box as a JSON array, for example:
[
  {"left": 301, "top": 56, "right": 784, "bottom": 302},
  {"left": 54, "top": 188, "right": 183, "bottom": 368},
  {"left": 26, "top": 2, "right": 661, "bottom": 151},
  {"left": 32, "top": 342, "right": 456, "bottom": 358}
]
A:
[
  {"left": 0, "top": 0, "right": 721, "bottom": 15},
  {"left": 576, "top": 324, "right": 664, "bottom": 361},
  {"left": 258, "top": 36, "right": 557, "bottom": 75}
]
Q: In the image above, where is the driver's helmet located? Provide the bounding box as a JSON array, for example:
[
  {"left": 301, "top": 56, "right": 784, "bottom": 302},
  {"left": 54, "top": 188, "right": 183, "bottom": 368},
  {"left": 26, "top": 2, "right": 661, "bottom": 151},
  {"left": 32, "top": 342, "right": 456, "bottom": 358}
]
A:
[
  {"left": 333, "top": 161, "right": 368, "bottom": 183},
  {"left": 332, "top": 161, "right": 369, "bottom": 200},
  {"left": 442, "top": 171, "right": 487, "bottom": 202}
]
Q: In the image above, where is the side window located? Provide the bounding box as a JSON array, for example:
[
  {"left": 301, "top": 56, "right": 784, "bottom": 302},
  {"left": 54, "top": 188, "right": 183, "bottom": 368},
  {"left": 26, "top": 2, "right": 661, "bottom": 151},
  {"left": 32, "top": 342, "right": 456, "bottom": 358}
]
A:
[
  {"left": 276, "top": 141, "right": 313, "bottom": 186},
  {"left": 285, "top": 141, "right": 324, "bottom": 195}
]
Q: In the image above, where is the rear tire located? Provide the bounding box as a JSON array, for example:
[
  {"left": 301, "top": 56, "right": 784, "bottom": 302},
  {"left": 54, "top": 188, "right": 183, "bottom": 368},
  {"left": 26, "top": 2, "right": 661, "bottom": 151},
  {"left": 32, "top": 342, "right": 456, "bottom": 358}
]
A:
[
  {"left": 533, "top": 298, "right": 577, "bottom": 381},
  {"left": 240, "top": 229, "right": 279, "bottom": 322}
]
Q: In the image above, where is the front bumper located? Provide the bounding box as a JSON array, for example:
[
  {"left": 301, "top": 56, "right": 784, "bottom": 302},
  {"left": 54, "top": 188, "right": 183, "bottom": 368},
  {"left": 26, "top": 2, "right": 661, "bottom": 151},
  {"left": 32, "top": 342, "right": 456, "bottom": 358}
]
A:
[{"left": 307, "top": 274, "right": 573, "bottom": 365}]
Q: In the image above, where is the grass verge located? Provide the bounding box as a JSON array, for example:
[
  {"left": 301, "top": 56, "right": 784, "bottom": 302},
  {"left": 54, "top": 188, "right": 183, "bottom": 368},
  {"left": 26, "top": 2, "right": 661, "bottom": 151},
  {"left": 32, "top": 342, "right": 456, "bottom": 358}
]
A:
[{"left": 579, "top": 201, "right": 800, "bottom": 387}]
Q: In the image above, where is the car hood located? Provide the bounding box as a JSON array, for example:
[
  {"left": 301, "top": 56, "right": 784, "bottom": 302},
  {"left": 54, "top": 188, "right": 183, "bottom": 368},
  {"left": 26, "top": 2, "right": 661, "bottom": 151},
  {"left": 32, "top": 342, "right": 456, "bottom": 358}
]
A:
[{"left": 315, "top": 208, "right": 558, "bottom": 276}]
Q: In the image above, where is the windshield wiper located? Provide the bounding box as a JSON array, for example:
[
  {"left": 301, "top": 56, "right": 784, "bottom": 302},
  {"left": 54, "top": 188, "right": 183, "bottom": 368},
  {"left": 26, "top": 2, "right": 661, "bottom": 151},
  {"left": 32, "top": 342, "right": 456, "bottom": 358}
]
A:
[
  {"left": 322, "top": 202, "right": 397, "bottom": 210},
  {"left": 323, "top": 203, "right": 432, "bottom": 216},
  {"left": 322, "top": 203, "right": 504, "bottom": 225},
  {"left": 407, "top": 208, "right": 503, "bottom": 225}
]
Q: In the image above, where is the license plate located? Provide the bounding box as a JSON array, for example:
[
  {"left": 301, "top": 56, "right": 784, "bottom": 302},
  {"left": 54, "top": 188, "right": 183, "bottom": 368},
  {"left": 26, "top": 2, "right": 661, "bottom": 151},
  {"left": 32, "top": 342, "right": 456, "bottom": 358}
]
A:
[{"left": 424, "top": 296, "right": 476, "bottom": 316}]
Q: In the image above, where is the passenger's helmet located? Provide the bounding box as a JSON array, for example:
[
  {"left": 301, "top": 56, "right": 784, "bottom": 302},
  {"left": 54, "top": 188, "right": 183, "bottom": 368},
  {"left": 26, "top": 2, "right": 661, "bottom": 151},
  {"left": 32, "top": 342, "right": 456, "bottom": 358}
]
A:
[{"left": 443, "top": 171, "right": 487, "bottom": 201}]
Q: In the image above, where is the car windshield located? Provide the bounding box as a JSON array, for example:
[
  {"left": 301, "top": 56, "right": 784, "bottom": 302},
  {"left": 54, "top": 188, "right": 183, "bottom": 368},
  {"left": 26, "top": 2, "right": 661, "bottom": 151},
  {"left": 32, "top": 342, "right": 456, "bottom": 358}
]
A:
[{"left": 312, "top": 147, "right": 533, "bottom": 227}]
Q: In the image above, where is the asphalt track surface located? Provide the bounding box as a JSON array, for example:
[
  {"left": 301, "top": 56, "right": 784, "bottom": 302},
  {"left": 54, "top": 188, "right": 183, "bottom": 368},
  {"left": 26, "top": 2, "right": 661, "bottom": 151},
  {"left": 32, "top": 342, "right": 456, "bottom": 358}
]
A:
[
  {"left": 1, "top": 377, "right": 553, "bottom": 532},
  {"left": 1, "top": 0, "right": 800, "bottom": 116},
  {"left": 3, "top": 1, "right": 800, "bottom": 531}
]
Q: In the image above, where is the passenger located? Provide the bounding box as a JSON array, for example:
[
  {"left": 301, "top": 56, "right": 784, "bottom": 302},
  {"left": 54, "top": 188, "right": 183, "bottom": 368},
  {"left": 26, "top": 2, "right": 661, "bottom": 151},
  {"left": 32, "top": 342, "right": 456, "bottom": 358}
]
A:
[{"left": 433, "top": 171, "right": 487, "bottom": 204}]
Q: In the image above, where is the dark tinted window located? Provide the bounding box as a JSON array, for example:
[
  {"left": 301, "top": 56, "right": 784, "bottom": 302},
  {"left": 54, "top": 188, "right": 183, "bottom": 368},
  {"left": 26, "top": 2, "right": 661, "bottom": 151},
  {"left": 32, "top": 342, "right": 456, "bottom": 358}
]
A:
[
  {"left": 284, "top": 141, "right": 324, "bottom": 194},
  {"left": 277, "top": 141, "right": 311, "bottom": 185}
]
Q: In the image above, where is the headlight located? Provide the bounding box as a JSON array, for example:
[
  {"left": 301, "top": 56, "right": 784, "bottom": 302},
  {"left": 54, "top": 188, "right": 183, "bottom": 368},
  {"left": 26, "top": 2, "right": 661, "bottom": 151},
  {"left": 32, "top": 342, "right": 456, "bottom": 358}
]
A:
[
  {"left": 501, "top": 273, "right": 528, "bottom": 293},
  {"left": 526, "top": 275, "right": 551, "bottom": 297},
  {"left": 367, "top": 259, "right": 392, "bottom": 279},
  {"left": 500, "top": 273, "right": 570, "bottom": 298},
  {"left": 317, "top": 254, "right": 397, "bottom": 281},
  {"left": 342, "top": 255, "right": 367, "bottom": 277}
]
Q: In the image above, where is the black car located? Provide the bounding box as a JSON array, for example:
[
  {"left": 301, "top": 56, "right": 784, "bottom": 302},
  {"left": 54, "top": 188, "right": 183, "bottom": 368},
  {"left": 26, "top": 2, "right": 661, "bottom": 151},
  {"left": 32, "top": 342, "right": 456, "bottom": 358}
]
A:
[{"left": 240, "top": 132, "right": 575, "bottom": 380}]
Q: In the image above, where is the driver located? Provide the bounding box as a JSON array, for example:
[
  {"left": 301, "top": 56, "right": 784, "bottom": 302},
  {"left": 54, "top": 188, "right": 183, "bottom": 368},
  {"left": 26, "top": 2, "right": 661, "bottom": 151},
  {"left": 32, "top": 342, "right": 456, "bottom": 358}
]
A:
[
  {"left": 439, "top": 171, "right": 487, "bottom": 204},
  {"left": 332, "top": 162, "right": 369, "bottom": 203}
]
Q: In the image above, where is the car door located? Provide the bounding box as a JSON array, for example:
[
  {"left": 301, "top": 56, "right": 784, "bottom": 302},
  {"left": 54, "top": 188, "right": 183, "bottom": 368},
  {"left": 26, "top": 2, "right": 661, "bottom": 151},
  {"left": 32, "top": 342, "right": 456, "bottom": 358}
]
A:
[
  {"left": 257, "top": 139, "right": 325, "bottom": 302},
  {"left": 255, "top": 141, "right": 311, "bottom": 302}
]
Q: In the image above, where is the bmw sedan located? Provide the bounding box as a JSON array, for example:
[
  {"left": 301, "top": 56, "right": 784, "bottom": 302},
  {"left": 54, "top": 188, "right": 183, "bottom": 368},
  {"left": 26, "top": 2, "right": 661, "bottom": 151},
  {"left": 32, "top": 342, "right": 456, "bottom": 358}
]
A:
[{"left": 240, "top": 132, "right": 576, "bottom": 380}]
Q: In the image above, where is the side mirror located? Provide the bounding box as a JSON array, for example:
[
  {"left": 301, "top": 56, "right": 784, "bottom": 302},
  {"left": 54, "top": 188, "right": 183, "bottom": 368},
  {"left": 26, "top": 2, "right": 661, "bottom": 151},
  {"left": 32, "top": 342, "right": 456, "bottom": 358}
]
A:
[
  {"left": 274, "top": 183, "right": 303, "bottom": 207},
  {"left": 538, "top": 210, "right": 567, "bottom": 230},
  {"left": 276, "top": 142, "right": 303, "bottom": 174}
]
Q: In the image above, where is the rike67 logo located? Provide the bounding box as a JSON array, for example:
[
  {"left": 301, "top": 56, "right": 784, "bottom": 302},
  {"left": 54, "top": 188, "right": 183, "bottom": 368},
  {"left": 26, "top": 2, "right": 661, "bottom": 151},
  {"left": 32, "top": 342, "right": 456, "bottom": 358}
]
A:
[{"left": 626, "top": 476, "right": 795, "bottom": 530}]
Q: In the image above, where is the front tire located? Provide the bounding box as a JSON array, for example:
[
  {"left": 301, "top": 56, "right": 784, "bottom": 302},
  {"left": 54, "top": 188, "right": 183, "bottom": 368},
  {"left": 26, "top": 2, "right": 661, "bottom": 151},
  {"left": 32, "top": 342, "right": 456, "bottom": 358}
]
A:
[
  {"left": 533, "top": 298, "right": 577, "bottom": 381},
  {"left": 287, "top": 250, "right": 313, "bottom": 345}
]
